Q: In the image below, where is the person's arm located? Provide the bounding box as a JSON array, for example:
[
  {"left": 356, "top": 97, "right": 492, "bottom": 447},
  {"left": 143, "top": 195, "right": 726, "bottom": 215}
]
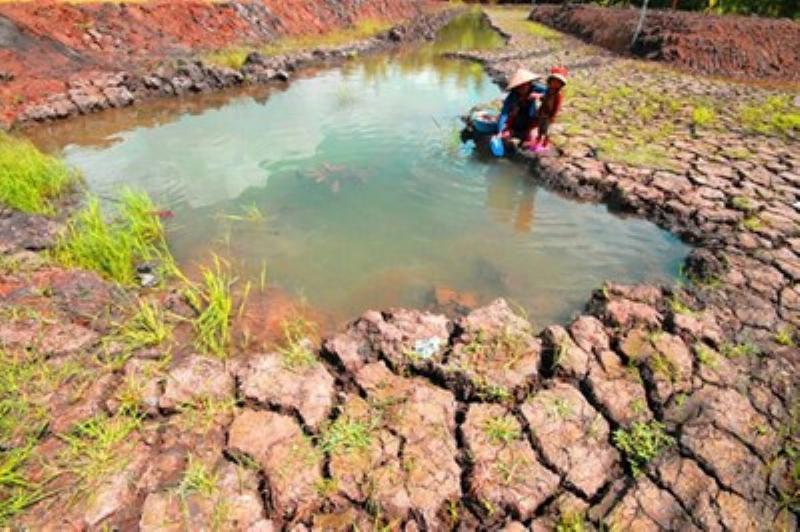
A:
[
  {"left": 497, "top": 93, "right": 515, "bottom": 133},
  {"left": 550, "top": 92, "right": 564, "bottom": 123}
]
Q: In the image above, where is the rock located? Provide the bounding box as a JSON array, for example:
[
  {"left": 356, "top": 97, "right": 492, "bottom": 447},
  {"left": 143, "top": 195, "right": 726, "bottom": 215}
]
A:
[
  {"left": 606, "top": 477, "right": 697, "bottom": 530},
  {"left": 228, "top": 410, "right": 323, "bottom": 522},
  {"left": 684, "top": 248, "right": 727, "bottom": 283},
  {"left": 353, "top": 362, "right": 461, "bottom": 527},
  {"left": 568, "top": 315, "right": 610, "bottom": 353},
  {"left": 102, "top": 86, "right": 134, "bottom": 108},
  {"left": 620, "top": 329, "right": 692, "bottom": 405},
  {"left": 0, "top": 211, "right": 63, "bottom": 253},
  {"left": 463, "top": 403, "right": 559, "bottom": 520},
  {"left": 159, "top": 355, "right": 234, "bottom": 411},
  {"left": 49, "top": 269, "right": 119, "bottom": 328},
  {"left": 541, "top": 325, "right": 590, "bottom": 380},
  {"left": 238, "top": 351, "right": 335, "bottom": 429},
  {"left": 441, "top": 299, "right": 541, "bottom": 400},
  {"left": 681, "top": 422, "right": 766, "bottom": 500},
  {"left": 521, "top": 383, "right": 619, "bottom": 498},
  {"left": 68, "top": 87, "right": 109, "bottom": 114},
  {"left": 586, "top": 350, "right": 652, "bottom": 426}
]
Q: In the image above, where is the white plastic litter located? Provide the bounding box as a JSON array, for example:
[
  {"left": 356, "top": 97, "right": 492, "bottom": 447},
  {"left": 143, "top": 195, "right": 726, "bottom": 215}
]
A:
[{"left": 414, "top": 337, "right": 443, "bottom": 359}]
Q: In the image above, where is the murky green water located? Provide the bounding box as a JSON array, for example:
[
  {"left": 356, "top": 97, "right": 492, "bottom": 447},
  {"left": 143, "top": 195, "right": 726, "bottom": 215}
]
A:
[{"left": 29, "top": 13, "right": 689, "bottom": 328}]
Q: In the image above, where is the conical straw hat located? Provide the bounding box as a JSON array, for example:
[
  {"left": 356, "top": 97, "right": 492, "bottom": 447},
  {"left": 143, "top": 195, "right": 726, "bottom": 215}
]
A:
[{"left": 506, "top": 68, "right": 537, "bottom": 90}]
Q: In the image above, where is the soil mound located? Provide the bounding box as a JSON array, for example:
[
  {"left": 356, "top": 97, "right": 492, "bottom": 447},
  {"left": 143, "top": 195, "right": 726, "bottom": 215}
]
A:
[{"left": 529, "top": 4, "right": 800, "bottom": 81}]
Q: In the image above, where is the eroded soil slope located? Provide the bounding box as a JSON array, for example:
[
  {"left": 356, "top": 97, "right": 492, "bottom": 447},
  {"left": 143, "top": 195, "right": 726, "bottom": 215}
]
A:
[
  {"left": 0, "top": 0, "right": 434, "bottom": 126},
  {"left": 529, "top": 4, "right": 800, "bottom": 81}
]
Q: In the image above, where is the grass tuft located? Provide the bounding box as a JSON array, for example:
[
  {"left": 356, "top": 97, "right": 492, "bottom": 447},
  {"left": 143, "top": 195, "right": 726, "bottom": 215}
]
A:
[
  {"left": 113, "top": 299, "right": 172, "bottom": 353},
  {"left": 178, "top": 455, "right": 218, "bottom": 498},
  {"left": 319, "top": 416, "right": 373, "bottom": 455},
  {"left": 691, "top": 106, "right": 716, "bottom": 128},
  {"left": 53, "top": 189, "right": 174, "bottom": 285},
  {"left": 0, "top": 133, "right": 80, "bottom": 215},
  {"left": 613, "top": 420, "right": 673, "bottom": 476},
  {"left": 204, "top": 48, "right": 249, "bottom": 70},
  {"left": 739, "top": 95, "right": 800, "bottom": 137},
  {"left": 278, "top": 316, "right": 318, "bottom": 370},
  {"left": 185, "top": 257, "right": 235, "bottom": 358},
  {"left": 482, "top": 415, "right": 521, "bottom": 445}
]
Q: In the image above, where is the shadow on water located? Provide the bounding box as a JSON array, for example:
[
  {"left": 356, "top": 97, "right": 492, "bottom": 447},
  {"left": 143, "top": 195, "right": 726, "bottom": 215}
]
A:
[{"left": 24, "top": 11, "right": 690, "bottom": 332}]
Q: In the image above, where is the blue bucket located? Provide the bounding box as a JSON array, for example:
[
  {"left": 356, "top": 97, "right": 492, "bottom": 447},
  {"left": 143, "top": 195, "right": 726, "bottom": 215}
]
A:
[
  {"left": 490, "top": 135, "right": 505, "bottom": 157},
  {"left": 472, "top": 111, "right": 499, "bottom": 134}
]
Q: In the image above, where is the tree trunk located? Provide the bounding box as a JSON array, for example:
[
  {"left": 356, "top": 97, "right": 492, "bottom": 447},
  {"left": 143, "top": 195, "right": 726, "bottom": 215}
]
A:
[{"left": 672, "top": 0, "right": 679, "bottom": 9}]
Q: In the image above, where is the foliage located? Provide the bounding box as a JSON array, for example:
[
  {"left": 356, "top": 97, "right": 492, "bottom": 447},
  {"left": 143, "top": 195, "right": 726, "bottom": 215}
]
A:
[
  {"left": 0, "top": 133, "right": 80, "bottom": 215},
  {"left": 185, "top": 257, "right": 235, "bottom": 358},
  {"left": 592, "top": 0, "right": 799, "bottom": 18},
  {"left": 483, "top": 415, "right": 521, "bottom": 444},
  {"left": 204, "top": 48, "right": 249, "bottom": 70},
  {"left": 278, "top": 316, "right": 318, "bottom": 370},
  {"left": 691, "top": 105, "right": 716, "bottom": 127},
  {"left": 53, "top": 189, "right": 174, "bottom": 285},
  {"left": 739, "top": 96, "right": 800, "bottom": 136},
  {"left": 0, "top": 444, "right": 45, "bottom": 526},
  {"left": 613, "top": 421, "right": 674, "bottom": 475},
  {"left": 319, "top": 416, "right": 373, "bottom": 455},
  {"left": 261, "top": 18, "right": 392, "bottom": 56},
  {"left": 178, "top": 456, "right": 218, "bottom": 498},
  {"left": 114, "top": 299, "right": 172, "bottom": 353}
]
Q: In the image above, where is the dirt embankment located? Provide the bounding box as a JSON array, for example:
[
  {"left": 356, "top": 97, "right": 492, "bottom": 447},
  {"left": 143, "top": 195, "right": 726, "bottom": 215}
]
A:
[
  {"left": 529, "top": 4, "right": 800, "bottom": 82},
  {"left": 0, "top": 0, "right": 437, "bottom": 127}
]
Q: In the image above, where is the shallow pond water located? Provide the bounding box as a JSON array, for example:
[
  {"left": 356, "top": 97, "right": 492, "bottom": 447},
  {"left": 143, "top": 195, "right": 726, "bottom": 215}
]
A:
[{"left": 29, "top": 13, "right": 689, "bottom": 328}]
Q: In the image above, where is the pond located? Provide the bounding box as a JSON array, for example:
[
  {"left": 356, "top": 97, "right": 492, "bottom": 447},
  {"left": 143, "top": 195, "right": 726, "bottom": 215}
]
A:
[{"left": 28, "top": 12, "right": 689, "bottom": 329}]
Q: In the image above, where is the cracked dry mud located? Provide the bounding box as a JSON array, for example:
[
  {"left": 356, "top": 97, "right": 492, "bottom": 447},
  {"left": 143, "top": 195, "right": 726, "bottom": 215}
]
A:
[{"left": 1, "top": 6, "right": 799, "bottom": 532}]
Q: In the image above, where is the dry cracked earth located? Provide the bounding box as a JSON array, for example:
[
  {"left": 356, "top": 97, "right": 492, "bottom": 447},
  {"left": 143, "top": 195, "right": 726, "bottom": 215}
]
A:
[{"left": 1, "top": 6, "right": 799, "bottom": 532}]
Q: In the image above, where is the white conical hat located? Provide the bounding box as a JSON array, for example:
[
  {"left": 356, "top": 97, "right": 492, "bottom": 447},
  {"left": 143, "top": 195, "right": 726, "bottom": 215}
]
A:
[{"left": 506, "top": 68, "right": 537, "bottom": 90}]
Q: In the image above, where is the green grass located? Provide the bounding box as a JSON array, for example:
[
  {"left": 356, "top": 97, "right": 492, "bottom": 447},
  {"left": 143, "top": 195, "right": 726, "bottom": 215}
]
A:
[
  {"left": 0, "top": 444, "right": 46, "bottom": 526},
  {"left": 0, "top": 133, "right": 80, "bottom": 215},
  {"left": 730, "top": 195, "right": 755, "bottom": 213},
  {"left": 185, "top": 257, "right": 234, "bottom": 358},
  {"left": 319, "top": 416, "right": 373, "bottom": 455},
  {"left": 113, "top": 299, "right": 172, "bottom": 353},
  {"left": 178, "top": 455, "right": 218, "bottom": 498},
  {"left": 613, "top": 421, "right": 674, "bottom": 476},
  {"left": 774, "top": 327, "right": 796, "bottom": 347},
  {"left": 691, "top": 106, "right": 716, "bottom": 128},
  {"left": 204, "top": 48, "right": 249, "bottom": 70},
  {"left": 278, "top": 316, "right": 318, "bottom": 370},
  {"left": 720, "top": 342, "right": 760, "bottom": 359},
  {"left": 482, "top": 415, "right": 521, "bottom": 445},
  {"left": 556, "top": 512, "right": 587, "bottom": 532},
  {"left": 694, "top": 343, "right": 719, "bottom": 369},
  {"left": 595, "top": 137, "right": 675, "bottom": 170},
  {"left": 741, "top": 215, "right": 763, "bottom": 232},
  {"left": 56, "top": 414, "right": 140, "bottom": 497},
  {"left": 739, "top": 95, "right": 800, "bottom": 137},
  {"left": 52, "top": 189, "right": 174, "bottom": 285},
  {"left": 258, "top": 18, "right": 392, "bottom": 57}
]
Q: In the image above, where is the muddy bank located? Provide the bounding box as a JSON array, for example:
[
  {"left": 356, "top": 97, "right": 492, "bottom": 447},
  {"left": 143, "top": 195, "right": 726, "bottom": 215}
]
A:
[
  {"left": 528, "top": 4, "right": 800, "bottom": 81},
  {"left": 0, "top": 0, "right": 448, "bottom": 127}
]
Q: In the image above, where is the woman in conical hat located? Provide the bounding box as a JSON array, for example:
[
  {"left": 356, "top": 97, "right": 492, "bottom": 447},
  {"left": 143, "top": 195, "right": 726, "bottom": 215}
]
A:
[{"left": 496, "top": 68, "right": 539, "bottom": 138}]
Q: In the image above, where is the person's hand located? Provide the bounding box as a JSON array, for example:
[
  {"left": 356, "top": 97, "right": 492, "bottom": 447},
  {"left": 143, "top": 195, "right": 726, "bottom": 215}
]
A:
[{"left": 500, "top": 130, "right": 511, "bottom": 139}]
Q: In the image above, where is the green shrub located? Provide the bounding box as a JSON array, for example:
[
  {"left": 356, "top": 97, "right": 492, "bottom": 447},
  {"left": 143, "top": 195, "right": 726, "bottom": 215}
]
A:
[
  {"left": 613, "top": 421, "right": 674, "bottom": 475},
  {"left": 691, "top": 106, "right": 716, "bottom": 127},
  {"left": 0, "top": 133, "right": 80, "bottom": 215},
  {"left": 53, "top": 189, "right": 173, "bottom": 285}
]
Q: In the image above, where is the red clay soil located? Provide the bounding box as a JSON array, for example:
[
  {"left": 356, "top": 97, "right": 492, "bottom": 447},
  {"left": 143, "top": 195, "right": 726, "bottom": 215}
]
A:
[
  {"left": 0, "top": 0, "right": 433, "bottom": 126},
  {"left": 529, "top": 4, "right": 800, "bottom": 82}
]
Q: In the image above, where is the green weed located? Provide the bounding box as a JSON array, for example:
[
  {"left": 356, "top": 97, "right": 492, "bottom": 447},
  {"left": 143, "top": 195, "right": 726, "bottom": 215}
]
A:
[
  {"left": 494, "top": 455, "right": 530, "bottom": 486},
  {"left": 56, "top": 414, "right": 140, "bottom": 496},
  {"left": 613, "top": 421, "right": 674, "bottom": 476},
  {"left": 0, "top": 444, "right": 46, "bottom": 525},
  {"left": 691, "top": 106, "right": 716, "bottom": 128},
  {"left": 741, "top": 215, "right": 763, "bottom": 232},
  {"left": 204, "top": 48, "right": 249, "bottom": 70},
  {"left": 596, "top": 137, "right": 674, "bottom": 170},
  {"left": 278, "top": 316, "right": 318, "bottom": 370},
  {"left": 739, "top": 95, "right": 800, "bottom": 137},
  {"left": 261, "top": 18, "right": 392, "bottom": 56},
  {"left": 175, "top": 396, "right": 237, "bottom": 433},
  {"left": 319, "top": 416, "right": 373, "bottom": 455},
  {"left": 186, "top": 257, "right": 235, "bottom": 358},
  {"left": 556, "top": 512, "right": 587, "bottom": 532},
  {"left": 775, "top": 327, "right": 796, "bottom": 347},
  {"left": 668, "top": 295, "right": 695, "bottom": 315},
  {"left": 53, "top": 189, "right": 173, "bottom": 285},
  {"left": 694, "top": 343, "right": 719, "bottom": 369},
  {"left": 178, "top": 455, "right": 218, "bottom": 498},
  {"left": 730, "top": 195, "right": 755, "bottom": 213},
  {"left": 314, "top": 477, "right": 339, "bottom": 498},
  {"left": 721, "top": 342, "right": 760, "bottom": 359},
  {"left": 114, "top": 299, "right": 172, "bottom": 352},
  {"left": 482, "top": 415, "right": 521, "bottom": 445},
  {"left": 548, "top": 397, "right": 573, "bottom": 419},
  {"left": 0, "top": 133, "right": 80, "bottom": 215}
]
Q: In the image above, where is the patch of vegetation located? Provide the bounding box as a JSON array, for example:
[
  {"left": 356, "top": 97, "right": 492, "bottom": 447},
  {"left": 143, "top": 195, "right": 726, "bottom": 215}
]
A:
[
  {"left": 53, "top": 189, "right": 174, "bottom": 285},
  {"left": 185, "top": 257, "right": 234, "bottom": 358},
  {"left": 494, "top": 455, "right": 530, "bottom": 486},
  {"left": 319, "top": 416, "right": 373, "bottom": 455},
  {"left": 482, "top": 415, "right": 521, "bottom": 445},
  {"left": 175, "top": 396, "right": 237, "bottom": 434},
  {"left": 178, "top": 455, "right": 218, "bottom": 498},
  {"left": 739, "top": 95, "right": 800, "bottom": 137},
  {"left": 730, "top": 195, "right": 755, "bottom": 213},
  {"left": 547, "top": 396, "right": 573, "bottom": 419},
  {"left": 774, "top": 327, "right": 796, "bottom": 347},
  {"left": 204, "top": 48, "right": 249, "bottom": 70},
  {"left": 278, "top": 316, "right": 318, "bottom": 370},
  {"left": 668, "top": 295, "right": 695, "bottom": 315},
  {"left": 261, "top": 18, "right": 392, "bottom": 56},
  {"left": 694, "top": 343, "right": 719, "bottom": 369},
  {"left": 556, "top": 511, "right": 588, "bottom": 532},
  {"left": 0, "top": 133, "right": 80, "bottom": 215},
  {"left": 740, "top": 214, "right": 763, "bottom": 232},
  {"left": 520, "top": 20, "right": 562, "bottom": 40},
  {"left": 113, "top": 299, "right": 172, "bottom": 353},
  {"left": 55, "top": 414, "right": 141, "bottom": 497},
  {"left": 613, "top": 421, "right": 674, "bottom": 476},
  {"left": 0, "top": 444, "right": 46, "bottom": 526},
  {"left": 691, "top": 106, "right": 716, "bottom": 128},
  {"left": 596, "top": 137, "right": 675, "bottom": 171},
  {"left": 721, "top": 341, "right": 760, "bottom": 359},
  {"left": 722, "top": 146, "right": 751, "bottom": 160},
  {"left": 649, "top": 353, "right": 679, "bottom": 383}
]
